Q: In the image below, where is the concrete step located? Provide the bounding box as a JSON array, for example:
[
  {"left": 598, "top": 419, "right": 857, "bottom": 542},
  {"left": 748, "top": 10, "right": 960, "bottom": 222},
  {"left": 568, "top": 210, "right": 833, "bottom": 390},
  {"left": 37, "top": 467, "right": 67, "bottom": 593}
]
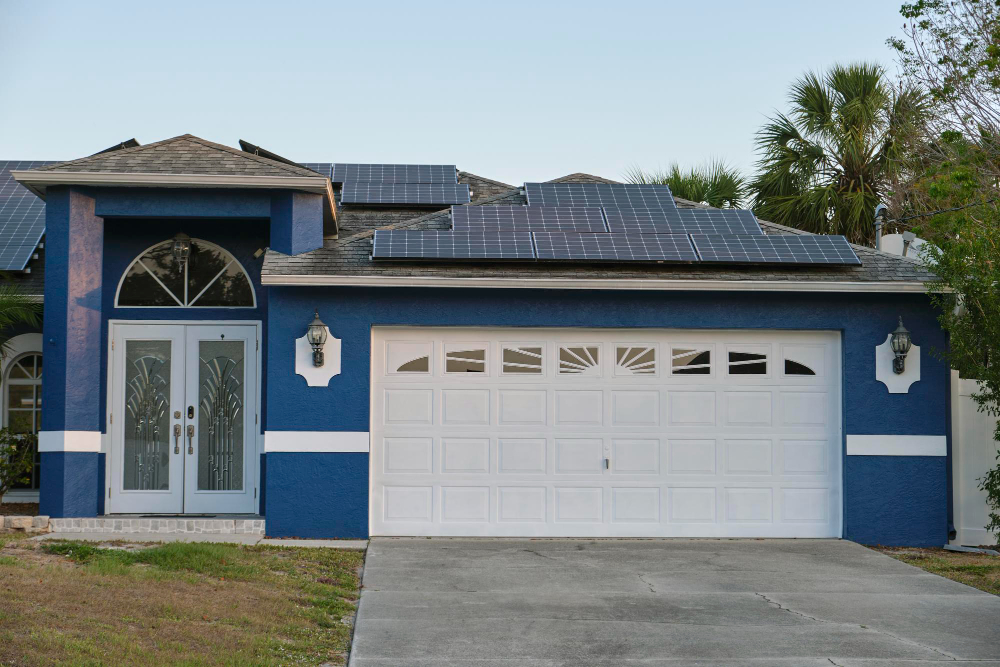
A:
[{"left": 49, "top": 517, "right": 265, "bottom": 535}]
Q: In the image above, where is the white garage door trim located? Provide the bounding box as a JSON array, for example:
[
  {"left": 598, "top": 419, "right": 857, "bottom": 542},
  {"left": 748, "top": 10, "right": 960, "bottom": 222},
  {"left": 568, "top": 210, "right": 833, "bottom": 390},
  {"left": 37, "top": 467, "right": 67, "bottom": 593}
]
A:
[{"left": 370, "top": 327, "right": 842, "bottom": 538}]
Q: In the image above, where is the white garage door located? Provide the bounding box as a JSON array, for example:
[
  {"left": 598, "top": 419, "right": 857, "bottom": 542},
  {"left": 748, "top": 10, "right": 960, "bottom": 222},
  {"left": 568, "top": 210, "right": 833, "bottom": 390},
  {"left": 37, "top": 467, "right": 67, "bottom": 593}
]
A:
[{"left": 371, "top": 328, "right": 842, "bottom": 538}]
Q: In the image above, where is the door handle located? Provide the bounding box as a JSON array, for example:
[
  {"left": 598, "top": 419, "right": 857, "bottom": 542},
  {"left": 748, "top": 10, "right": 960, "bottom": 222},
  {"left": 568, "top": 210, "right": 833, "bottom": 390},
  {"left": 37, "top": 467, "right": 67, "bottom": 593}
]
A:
[
  {"left": 173, "top": 424, "right": 181, "bottom": 454},
  {"left": 186, "top": 424, "right": 195, "bottom": 455}
]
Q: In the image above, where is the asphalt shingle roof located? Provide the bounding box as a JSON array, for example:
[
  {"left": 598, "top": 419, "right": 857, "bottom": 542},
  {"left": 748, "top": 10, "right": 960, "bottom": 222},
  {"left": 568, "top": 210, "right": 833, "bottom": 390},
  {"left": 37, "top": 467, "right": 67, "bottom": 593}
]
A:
[
  {"left": 262, "top": 174, "right": 936, "bottom": 286},
  {"left": 32, "top": 134, "right": 325, "bottom": 178}
]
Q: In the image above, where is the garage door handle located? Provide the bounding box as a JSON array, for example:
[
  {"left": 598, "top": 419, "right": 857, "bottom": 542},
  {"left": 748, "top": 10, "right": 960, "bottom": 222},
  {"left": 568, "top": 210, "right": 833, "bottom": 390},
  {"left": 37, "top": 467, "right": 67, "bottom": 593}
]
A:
[{"left": 604, "top": 458, "right": 610, "bottom": 470}]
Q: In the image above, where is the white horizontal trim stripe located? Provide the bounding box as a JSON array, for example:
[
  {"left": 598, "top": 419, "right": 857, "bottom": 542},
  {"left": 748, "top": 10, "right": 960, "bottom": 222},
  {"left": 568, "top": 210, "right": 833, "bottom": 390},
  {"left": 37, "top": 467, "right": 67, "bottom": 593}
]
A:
[
  {"left": 846, "top": 435, "right": 947, "bottom": 457},
  {"left": 264, "top": 431, "right": 370, "bottom": 453},
  {"left": 261, "top": 274, "right": 932, "bottom": 293},
  {"left": 11, "top": 170, "right": 330, "bottom": 195},
  {"left": 38, "top": 430, "right": 102, "bottom": 453}
]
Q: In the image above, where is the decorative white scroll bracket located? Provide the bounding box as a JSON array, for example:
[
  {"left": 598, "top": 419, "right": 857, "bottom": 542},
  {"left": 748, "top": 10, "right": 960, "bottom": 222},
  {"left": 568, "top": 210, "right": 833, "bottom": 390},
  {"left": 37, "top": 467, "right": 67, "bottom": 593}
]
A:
[
  {"left": 295, "top": 328, "right": 341, "bottom": 387},
  {"left": 875, "top": 334, "right": 920, "bottom": 394}
]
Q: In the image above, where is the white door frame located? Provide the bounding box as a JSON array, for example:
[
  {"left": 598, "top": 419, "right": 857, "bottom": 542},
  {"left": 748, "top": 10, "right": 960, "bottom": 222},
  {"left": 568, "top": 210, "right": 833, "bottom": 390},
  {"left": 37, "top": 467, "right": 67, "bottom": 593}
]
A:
[{"left": 106, "top": 320, "right": 262, "bottom": 515}]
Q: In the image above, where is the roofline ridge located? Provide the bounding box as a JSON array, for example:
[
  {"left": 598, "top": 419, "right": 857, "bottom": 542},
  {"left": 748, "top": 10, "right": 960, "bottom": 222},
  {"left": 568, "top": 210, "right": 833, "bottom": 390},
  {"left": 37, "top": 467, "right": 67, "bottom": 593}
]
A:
[{"left": 182, "top": 135, "right": 320, "bottom": 177}]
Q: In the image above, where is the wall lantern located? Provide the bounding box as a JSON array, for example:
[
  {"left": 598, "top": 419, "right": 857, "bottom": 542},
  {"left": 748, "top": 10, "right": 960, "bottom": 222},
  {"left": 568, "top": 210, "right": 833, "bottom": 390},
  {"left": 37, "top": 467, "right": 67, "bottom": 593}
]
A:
[
  {"left": 306, "top": 310, "right": 329, "bottom": 367},
  {"left": 172, "top": 232, "right": 192, "bottom": 266},
  {"left": 890, "top": 317, "right": 913, "bottom": 374}
]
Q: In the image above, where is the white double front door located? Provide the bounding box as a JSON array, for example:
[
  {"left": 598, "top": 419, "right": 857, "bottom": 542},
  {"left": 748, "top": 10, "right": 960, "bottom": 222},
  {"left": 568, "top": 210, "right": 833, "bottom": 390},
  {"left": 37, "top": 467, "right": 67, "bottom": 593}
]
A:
[
  {"left": 108, "top": 323, "right": 259, "bottom": 514},
  {"left": 371, "top": 327, "right": 843, "bottom": 538}
]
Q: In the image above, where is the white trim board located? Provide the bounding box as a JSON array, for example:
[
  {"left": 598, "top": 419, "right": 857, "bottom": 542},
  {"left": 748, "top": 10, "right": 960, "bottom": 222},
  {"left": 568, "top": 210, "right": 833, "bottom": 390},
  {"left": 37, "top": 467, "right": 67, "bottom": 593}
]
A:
[
  {"left": 846, "top": 435, "right": 947, "bottom": 457},
  {"left": 262, "top": 274, "right": 933, "bottom": 293},
  {"left": 39, "top": 430, "right": 103, "bottom": 453},
  {"left": 264, "top": 431, "right": 369, "bottom": 453}
]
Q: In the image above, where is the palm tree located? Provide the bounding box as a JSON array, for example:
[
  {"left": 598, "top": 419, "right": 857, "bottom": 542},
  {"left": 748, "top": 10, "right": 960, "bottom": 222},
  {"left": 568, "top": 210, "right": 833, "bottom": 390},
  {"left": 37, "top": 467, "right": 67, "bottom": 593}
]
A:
[
  {"left": 749, "top": 62, "right": 927, "bottom": 245},
  {"left": 624, "top": 161, "right": 747, "bottom": 208},
  {"left": 0, "top": 281, "right": 41, "bottom": 358}
]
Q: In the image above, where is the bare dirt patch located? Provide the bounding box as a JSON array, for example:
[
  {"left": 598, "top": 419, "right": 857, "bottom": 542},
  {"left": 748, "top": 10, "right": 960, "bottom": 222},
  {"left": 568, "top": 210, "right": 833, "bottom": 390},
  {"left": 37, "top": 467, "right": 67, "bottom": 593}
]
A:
[
  {"left": 0, "top": 538, "right": 365, "bottom": 666},
  {"left": 0, "top": 502, "right": 39, "bottom": 516},
  {"left": 873, "top": 545, "right": 1000, "bottom": 596}
]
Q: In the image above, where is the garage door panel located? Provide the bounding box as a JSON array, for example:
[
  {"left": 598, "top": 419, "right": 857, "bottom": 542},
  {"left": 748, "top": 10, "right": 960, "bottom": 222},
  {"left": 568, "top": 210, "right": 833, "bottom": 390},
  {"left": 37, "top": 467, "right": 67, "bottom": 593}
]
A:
[
  {"left": 441, "top": 438, "right": 490, "bottom": 474},
  {"left": 372, "top": 328, "right": 841, "bottom": 538},
  {"left": 498, "top": 438, "right": 546, "bottom": 474},
  {"left": 668, "top": 391, "right": 717, "bottom": 426},
  {"left": 498, "top": 389, "right": 547, "bottom": 425},
  {"left": 554, "top": 390, "right": 603, "bottom": 426},
  {"left": 611, "top": 390, "right": 660, "bottom": 426},
  {"left": 555, "top": 439, "right": 604, "bottom": 474}
]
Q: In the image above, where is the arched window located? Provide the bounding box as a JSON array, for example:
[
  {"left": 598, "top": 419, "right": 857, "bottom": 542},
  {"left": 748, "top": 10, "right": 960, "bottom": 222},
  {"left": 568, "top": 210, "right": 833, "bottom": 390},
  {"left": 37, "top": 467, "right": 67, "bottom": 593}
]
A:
[
  {"left": 5, "top": 352, "right": 42, "bottom": 490},
  {"left": 116, "top": 238, "right": 256, "bottom": 308}
]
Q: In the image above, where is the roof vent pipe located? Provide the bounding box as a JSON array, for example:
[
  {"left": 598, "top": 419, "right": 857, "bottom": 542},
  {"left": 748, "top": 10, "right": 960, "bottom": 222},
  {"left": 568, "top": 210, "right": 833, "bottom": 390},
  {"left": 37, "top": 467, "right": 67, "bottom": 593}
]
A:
[{"left": 874, "top": 203, "right": 887, "bottom": 251}]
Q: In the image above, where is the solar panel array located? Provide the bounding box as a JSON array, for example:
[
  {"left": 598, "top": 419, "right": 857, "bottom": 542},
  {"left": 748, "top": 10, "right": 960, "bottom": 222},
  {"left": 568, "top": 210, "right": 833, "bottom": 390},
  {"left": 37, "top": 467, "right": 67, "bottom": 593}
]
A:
[
  {"left": 367, "top": 181, "right": 861, "bottom": 267},
  {"left": 299, "top": 162, "right": 332, "bottom": 178},
  {"left": 534, "top": 232, "right": 698, "bottom": 262},
  {"left": 341, "top": 183, "right": 471, "bottom": 206},
  {"left": 0, "top": 161, "right": 56, "bottom": 271},
  {"left": 332, "top": 164, "right": 457, "bottom": 184},
  {"left": 524, "top": 182, "right": 677, "bottom": 209},
  {"left": 372, "top": 230, "right": 534, "bottom": 260},
  {"left": 451, "top": 206, "right": 608, "bottom": 233},
  {"left": 691, "top": 234, "right": 862, "bottom": 265},
  {"left": 604, "top": 207, "right": 762, "bottom": 235}
]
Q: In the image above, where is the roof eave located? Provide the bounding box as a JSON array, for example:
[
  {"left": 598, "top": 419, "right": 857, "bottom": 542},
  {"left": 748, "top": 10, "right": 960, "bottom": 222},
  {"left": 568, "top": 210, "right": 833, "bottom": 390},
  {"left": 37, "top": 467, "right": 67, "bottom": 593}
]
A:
[
  {"left": 259, "top": 273, "right": 938, "bottom": 293},
  {"left": 11, "top": 170, "right": 338, "bottom": 234}
]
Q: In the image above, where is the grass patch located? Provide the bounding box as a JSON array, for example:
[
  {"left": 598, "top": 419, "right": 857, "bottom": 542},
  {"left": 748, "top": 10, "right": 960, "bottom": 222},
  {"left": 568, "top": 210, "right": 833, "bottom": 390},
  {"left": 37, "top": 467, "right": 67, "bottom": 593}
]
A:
[
  {"left": 874, "top": 546, "right": 1000, "bottom": 596},
  {"left": 1, "top": 539, "right": 365, "bottom": 665}
]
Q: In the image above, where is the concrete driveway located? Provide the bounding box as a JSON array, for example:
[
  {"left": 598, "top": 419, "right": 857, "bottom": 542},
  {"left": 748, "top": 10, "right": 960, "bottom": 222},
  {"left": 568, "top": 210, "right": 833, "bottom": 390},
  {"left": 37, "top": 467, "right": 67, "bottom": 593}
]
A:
[{"left": 349, "top": 538, "right": 1000, "bottom": 666}]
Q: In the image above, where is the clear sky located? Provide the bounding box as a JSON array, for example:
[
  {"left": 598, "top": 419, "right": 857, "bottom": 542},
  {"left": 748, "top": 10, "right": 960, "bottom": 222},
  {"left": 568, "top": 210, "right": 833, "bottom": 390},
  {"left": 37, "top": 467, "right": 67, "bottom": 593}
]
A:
[{"left": 0, "top": 0, "right": 907, "bottom": 186}]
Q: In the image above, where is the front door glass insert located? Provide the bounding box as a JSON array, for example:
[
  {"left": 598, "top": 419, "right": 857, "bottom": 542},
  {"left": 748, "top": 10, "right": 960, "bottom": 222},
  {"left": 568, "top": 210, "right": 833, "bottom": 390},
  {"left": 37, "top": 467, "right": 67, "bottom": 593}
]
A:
[
  {"left": 123, "top": 340, "right": 171, "bottom": 491},
  {"left": 198, "top": 340, "right": 245, "bottom": 491}
]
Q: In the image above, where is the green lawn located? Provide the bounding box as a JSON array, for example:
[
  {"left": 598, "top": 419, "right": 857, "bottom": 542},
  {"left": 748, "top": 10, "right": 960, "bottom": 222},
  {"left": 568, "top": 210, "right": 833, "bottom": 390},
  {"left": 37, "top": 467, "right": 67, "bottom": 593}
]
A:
[
  {"left": 0, "top": 536, "right": 365, "bottom": 666},
  {"left": 874, "top": 546, "right": 1000, "bottom": 596}
]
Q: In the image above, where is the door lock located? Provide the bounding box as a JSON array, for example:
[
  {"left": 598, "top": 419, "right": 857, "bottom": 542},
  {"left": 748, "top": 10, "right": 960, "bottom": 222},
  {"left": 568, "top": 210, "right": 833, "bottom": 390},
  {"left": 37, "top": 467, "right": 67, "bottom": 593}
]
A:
[
  {"left": 173, "top": 424, "right": 181, "bottom": 454},
  {"left": 187, "top": 405, "right": 194, "bottom": 419},
  {"left": 186, "top": 424, "right": 195, "bottom": 454}
]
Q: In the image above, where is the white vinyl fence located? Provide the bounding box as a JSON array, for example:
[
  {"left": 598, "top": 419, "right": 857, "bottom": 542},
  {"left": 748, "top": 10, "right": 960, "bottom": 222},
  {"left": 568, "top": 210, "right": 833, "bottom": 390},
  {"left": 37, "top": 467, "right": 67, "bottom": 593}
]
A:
[{"left": 952, "top": 370, "right": 1000, "bottom": 546}]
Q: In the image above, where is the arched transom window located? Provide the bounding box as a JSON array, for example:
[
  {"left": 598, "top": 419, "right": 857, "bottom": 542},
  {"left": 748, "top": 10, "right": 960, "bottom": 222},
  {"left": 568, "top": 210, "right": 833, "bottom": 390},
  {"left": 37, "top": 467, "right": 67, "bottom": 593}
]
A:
[{"left": 116, "top": 238, "right": 255, "bottom": 308}]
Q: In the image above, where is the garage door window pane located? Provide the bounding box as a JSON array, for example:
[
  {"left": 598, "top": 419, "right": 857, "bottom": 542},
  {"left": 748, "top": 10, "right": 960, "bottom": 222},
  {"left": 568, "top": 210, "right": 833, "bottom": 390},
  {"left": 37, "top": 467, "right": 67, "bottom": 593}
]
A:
[
  {"left": 729, "top": 351, "right": 767, "bottom": 375},
  {"left": 446, "top": 347, "right": 486, "bottom": 373},
  {"left": 785, "top": 360, "right": 816, "bottom": 376},
  {"left": 616, "top": 347, "right": 656, "bottom": 375},
  {"left": 502, "top": 346, "right": 543, "bottom": 374},
  {"left": 559, "top": 346, "right": 600, "bottom": 375},
  {"left": 672, "top": 348, "right": 711, "bottom": 375}
]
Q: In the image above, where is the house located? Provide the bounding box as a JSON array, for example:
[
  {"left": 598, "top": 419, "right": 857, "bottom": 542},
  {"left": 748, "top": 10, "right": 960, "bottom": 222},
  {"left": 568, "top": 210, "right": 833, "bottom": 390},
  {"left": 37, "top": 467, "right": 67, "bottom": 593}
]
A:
[{"left": 3, "top": 134, "right": 948, "bottom": 546}]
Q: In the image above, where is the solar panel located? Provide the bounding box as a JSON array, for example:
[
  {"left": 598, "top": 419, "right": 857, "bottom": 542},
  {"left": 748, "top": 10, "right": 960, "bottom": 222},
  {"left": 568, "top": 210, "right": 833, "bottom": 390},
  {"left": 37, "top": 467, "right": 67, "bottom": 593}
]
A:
[
  {"left": 372, "top": 230, "right": 534, "bottom": 260},
  {"left": 0, "top": 160, "right": 57, "bottom": 271},
  {"left": 299, "top": 162, "right": 332, "bottom": 178},
  {"left": 691, "top": 234, "right": 861, "bottom": 265},
  {"left": 524, "top": 182, "right": 676, "bottom": 209},
  {"left": 604, "top": 207, "right": 763, "bottom": 235},
  {"left": 332, "top": 164, "right": 457, "bottom": 184},
  {"left": 532, "top": 232, "right": 698, "bottom": 262},
  {"left": 342, "top": 183, "right": 470, "bottom": 206},
  {"left": 451, "top": 206, "right": 608, "bottom": 233}
]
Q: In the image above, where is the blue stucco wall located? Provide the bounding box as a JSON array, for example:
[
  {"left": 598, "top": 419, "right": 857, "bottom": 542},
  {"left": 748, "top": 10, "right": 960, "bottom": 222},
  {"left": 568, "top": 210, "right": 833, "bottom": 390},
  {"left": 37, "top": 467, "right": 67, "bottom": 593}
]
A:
[
  {"left": 39, "top": 452, "right": 103, "bottom": 517},
  {"left": 263, "top": 287, "right": 949, "bottom": 543},
  {"left": 264, "top": 452, "right": 368, "bottom": 538}
]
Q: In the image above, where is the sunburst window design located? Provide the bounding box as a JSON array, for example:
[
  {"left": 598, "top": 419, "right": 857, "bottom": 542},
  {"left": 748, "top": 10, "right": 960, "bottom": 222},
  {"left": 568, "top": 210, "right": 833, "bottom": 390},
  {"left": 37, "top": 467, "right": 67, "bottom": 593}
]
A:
[
  {"left": 558, "top": 346, "right": 600, "bottom": 375},
  {"left": 502, "top": 346, "right": 543, "bottom": 374},
  {"left": 615, "top": 346, "right": 656, "bottom": 375},
  {"left": 117, "top": 238, "right": 255, "bottom": 308},
  {"left": 671, "top": 348, "right": 711, "bottom": 375}
]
